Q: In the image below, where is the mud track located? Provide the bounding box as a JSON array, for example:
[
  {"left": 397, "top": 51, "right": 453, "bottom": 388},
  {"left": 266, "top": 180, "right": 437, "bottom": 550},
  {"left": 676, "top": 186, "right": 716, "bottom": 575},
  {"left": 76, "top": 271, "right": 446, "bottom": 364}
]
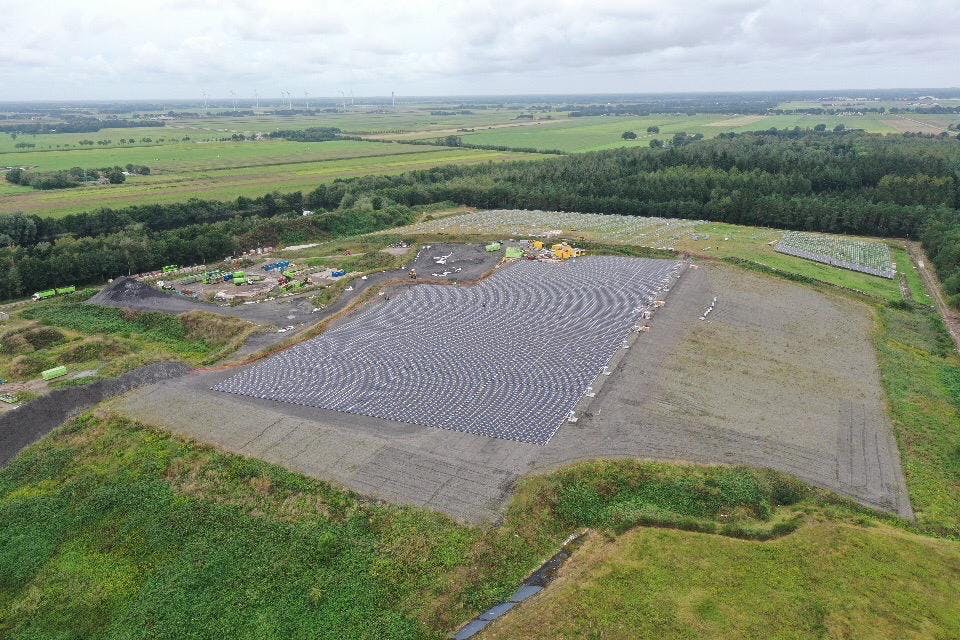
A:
[{"left": 0, "top": 362, "right": 189, "bottom": 468}]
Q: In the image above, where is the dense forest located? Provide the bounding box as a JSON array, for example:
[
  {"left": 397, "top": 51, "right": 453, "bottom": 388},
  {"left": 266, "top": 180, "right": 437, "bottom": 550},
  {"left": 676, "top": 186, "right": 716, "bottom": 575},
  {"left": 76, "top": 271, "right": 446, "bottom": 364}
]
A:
[{"left": 2, "top": 130, "right": 960, "bottom": 306}]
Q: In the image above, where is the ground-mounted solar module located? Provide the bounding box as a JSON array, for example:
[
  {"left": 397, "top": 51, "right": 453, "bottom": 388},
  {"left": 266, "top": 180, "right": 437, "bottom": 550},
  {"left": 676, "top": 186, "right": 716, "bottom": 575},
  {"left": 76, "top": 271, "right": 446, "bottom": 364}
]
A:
[{"left": 213, "top": 257, "right": 684, "bottom": 445}]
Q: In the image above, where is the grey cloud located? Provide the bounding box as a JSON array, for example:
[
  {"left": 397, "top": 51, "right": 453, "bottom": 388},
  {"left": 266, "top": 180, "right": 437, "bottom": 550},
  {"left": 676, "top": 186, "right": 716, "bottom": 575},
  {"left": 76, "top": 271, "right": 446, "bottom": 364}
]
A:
[{"left": 1, "top": 0, "right": 957, "bottom": 99}]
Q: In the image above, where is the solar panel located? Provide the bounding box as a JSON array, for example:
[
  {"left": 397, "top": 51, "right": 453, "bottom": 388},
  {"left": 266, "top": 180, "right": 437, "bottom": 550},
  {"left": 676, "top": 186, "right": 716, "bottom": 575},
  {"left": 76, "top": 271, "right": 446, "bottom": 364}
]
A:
[{"left": 213, "top": 257, "right": 682, "bottom": 445}]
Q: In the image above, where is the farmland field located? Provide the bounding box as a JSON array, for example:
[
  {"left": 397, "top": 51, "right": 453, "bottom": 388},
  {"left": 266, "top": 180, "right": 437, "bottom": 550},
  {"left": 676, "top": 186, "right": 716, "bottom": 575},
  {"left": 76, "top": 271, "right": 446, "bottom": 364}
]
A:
[
  {"left": 454, "top": 113, "right": 908, "bottom": 152},
  {"left": 0, "top": 108, "right": 533, "bottom": 153},
  {"left": 0, "top": 143, "right": 540, "bottom": 216}
]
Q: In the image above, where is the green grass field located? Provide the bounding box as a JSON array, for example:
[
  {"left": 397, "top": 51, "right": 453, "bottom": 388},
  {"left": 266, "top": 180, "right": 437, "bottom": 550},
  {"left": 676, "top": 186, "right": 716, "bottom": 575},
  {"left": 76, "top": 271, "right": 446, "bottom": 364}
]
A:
[
  {"left": 485, "top": 522, "right": 960, "bottom": 640},
  {"left": 0, "top": 144, "right": 540, "bottom": 217},
  {"left": 3, "top": 414, "right": 958, "bottom": 639},
  {"left": 455, "top": 113, "right": 908, "bottom": 152},
  {"left": 0, "top": 108, "right": 532, "bottom": 153}
]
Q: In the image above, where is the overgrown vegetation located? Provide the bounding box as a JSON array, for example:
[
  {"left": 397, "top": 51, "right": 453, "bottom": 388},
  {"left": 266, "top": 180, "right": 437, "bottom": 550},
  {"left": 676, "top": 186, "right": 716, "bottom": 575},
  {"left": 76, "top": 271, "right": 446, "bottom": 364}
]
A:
[
  {"left": 0, "top": 414, "right": 905, "bottom": 639},
  {"left": 0, "top": 300, "right": 254, "bottom": 384},
  {"left": 515, "top": 461, "right": 810, "bottom": 540},
  {"left": 874, "top": 305, "right": 960, "bottom": 535}
]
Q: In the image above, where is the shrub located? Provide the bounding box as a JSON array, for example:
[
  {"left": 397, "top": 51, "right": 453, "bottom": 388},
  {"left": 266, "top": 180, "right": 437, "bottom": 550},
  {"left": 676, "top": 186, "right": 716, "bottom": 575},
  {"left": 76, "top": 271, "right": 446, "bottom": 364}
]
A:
[
  {"left": 0, "top": 325, "right": 66, "bottom": 354},
  {"left": 59, "top": 337, "right": 128, "bottom": 363},
  {"left": 8, "top": 352, "right": 54, "bottom": 379}
]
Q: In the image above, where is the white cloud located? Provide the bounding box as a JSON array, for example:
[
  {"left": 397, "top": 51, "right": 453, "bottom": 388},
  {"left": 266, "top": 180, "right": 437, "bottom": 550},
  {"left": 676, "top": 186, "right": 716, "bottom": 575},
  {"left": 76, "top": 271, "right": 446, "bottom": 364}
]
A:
[{"left": 0, "top": 0, "right": 957, "bottom": 99}]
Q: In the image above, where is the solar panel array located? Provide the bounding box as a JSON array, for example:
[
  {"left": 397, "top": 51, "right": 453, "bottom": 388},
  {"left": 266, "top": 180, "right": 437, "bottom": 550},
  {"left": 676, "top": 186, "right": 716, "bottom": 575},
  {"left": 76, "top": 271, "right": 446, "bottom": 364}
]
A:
[
  {"left": 388, "top": 209, "right": 703, "bottom": 250},
  {"left": 213, "top": 257, "right": 683, "bottom": 445},
  {"left": 775, "top": 231, "right": 895, "bottom": 278}
]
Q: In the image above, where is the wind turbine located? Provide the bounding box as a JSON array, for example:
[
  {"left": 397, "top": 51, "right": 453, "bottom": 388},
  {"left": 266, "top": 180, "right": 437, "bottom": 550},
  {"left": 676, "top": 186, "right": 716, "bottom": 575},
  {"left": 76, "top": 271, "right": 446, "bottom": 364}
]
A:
[
  {"left": 253, "top": 90, "right": 260, "bottom": 110},
  {"left": 304, "top": 91, "right": 310, "bottom": 110},
  {"left": 229, "top": 90, "right": 237, "bottom": 110}
]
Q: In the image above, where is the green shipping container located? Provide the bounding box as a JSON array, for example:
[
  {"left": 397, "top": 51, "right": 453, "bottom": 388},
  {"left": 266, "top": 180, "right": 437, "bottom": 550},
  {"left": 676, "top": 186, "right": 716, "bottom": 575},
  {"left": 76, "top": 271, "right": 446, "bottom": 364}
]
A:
[{"left": 41, "top": 366, "right": 68, "bottom": 381}]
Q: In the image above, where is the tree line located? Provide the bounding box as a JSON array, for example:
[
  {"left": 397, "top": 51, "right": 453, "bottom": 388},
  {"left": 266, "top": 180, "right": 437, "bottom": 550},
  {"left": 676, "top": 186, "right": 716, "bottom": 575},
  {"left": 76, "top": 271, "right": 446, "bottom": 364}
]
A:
[
  {"left": 5, "top": 165, "right": 149, "bottom": 190},
  {"left": 0, "top": 202, "right": 414, "bottom": 300},
  {"left": 2, "top": 129, "right": 960, "bottom": 306},
  {"left": 0, "top": 118, "right": 165, "bottom": 135}
]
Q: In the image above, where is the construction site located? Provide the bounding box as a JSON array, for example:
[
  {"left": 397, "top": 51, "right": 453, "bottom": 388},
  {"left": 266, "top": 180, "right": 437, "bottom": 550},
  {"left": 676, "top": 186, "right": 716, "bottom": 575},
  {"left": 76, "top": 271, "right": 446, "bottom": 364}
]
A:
[
  {"left": 0, "top": 206, "right": 948, "bottom": 640},
  {"left": 25, "top": 217, "right": 901, "bottom": 526}
]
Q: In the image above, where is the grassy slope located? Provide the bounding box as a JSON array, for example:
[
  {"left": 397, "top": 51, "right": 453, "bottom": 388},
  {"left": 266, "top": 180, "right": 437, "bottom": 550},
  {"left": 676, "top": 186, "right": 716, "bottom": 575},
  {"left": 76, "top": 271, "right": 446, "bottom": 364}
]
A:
[
  {"left": 5, "top": 415, "right": 946, "bottom": 640},
  {"left": 0, "top": 416, "right": 536, "bottom": 639},
  {"left": 3, "top": 416, "right": 957, "bottom": 639},
  {"left": 485, "top": 523, "right": 960, "bottom": 640},
  {"left": 875, "top": 305, "right": 960, "bottom": 534}
]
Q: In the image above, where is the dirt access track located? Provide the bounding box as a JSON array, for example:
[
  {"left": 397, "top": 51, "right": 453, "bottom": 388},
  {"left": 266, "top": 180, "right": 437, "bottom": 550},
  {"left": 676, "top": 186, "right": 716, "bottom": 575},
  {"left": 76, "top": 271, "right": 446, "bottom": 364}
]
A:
[{"left": 110, "top": 260, "right": 912, "bottom": 523}]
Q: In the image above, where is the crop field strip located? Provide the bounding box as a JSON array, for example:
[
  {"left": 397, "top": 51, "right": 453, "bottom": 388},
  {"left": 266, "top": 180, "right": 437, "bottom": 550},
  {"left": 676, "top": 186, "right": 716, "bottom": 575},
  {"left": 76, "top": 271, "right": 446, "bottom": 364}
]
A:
[
  {"left": 395, "top": 208, "right": 703, "bottom": 248},
  {"left": 0, "top": 147, "right": 538, "bottom": 216},
  {"left": 213, "top": 257, "right": 683, "bottom": 445},
  {"left": 775, "top": 231, "right": 895, "bottom": 278},
  {"left": 453, "top": 113, "right": 906, "bottom": 152}
]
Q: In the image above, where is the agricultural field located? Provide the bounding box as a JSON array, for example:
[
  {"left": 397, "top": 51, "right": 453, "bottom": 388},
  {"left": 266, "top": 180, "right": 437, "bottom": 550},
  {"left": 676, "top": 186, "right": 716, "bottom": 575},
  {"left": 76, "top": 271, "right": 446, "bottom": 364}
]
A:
[
  {"left": 452, "top": 113, "right": 908, "bottom": 153},
  {"left": 167, "top": 108, "right": 544, "bottom": 136},
  {"left": 0, "top": 143, "right": 539, "bottom": 217},
  {"left": 0, "top": 108, "right": 535, "bottom": 153}
]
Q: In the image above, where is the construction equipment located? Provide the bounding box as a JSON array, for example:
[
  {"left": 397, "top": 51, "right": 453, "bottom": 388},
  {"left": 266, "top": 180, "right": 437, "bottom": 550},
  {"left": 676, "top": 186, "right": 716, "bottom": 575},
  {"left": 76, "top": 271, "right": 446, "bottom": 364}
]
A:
[
  {"left": 485, "top": 242, "right": 502, "bottom": 252},
  {"left": 409, "top": 268, "right": 417, "bottom": 280},
  {"left": 41, "top": 365, "right": 68, "bottom": 381},
  {"left": 202, "top": 270, "right": 224, "bottom": 284},
  {"left": 505, "top": 247, "right": 523, "bottom": 259},
  {"left": 31, "top": 286, "right": 76, "bottom": 301},
  {"left": 263, "top": 260, "right": 291, "bottom": 273},
  {"left": 531, "top": 240, "right": 544, "bottom": 250},
  {"left": 551, "top": 243, "right": 575, "bottom": 260}
]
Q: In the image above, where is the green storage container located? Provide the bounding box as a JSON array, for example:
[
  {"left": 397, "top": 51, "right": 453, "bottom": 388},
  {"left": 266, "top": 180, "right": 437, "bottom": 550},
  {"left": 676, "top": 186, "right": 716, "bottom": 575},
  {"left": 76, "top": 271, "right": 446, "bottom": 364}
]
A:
[{"left": 41, "top": 366, "right": 68, "bottom": 381}]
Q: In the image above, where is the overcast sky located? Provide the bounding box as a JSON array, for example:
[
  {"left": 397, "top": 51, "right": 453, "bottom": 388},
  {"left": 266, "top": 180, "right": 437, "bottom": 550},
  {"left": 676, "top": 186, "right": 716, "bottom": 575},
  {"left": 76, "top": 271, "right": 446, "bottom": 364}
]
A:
[{"left": 2, "top": 0, "right": 958, "bottom": 101}]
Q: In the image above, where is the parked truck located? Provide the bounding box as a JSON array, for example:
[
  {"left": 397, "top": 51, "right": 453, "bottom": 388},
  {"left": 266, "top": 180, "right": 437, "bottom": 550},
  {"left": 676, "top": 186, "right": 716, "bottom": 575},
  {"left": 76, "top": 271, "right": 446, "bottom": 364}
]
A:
[{"left": 31, "top": 286, "right": 76, "bottom": 302}]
